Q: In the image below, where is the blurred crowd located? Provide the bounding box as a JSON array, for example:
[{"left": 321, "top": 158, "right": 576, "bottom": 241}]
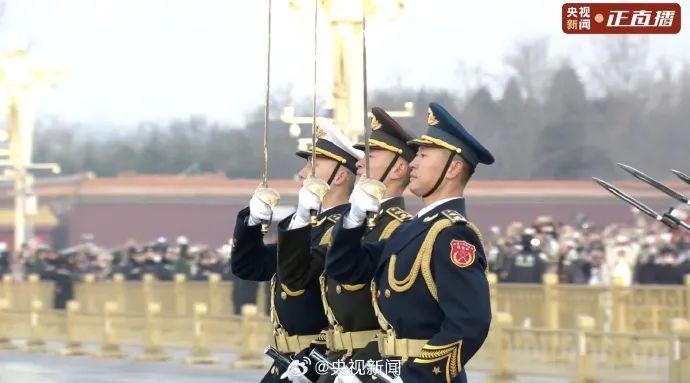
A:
[
  {"left": 486, "top": 208, "right": 690, "bottom": 286},
  {"left": 0, "top": 236, "right": 236, "bottom": 283},
  {"left": 0, "top": 236, "right": 260, "bottom": 312},
  {"left": 1, "top": 207, "right": 689, "bottom": 310}
]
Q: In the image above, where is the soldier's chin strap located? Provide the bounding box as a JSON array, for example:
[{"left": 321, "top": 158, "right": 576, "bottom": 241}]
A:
[
  {"left": 378, "top": 153, "right": 400, "bottom": 183},
  {"left": 327, "top": 163, "right": 342, "bottom": 185},
  {"left": 422, "top": 150, "right": 456, "bottom": 198}
]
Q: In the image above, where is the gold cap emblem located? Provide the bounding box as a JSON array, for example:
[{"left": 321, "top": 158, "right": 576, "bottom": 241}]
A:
[
  {"left": 371, "top": 116, "right": 382, "bottom": 130},
  {"left": 427, "top": 108, "right": 439, "bottom": 126},
  {"left": 315, "top": 124, "right": 326, "bottom": 139}
]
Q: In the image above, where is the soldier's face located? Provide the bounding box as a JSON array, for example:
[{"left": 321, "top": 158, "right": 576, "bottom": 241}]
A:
[
  {"left": 355, "top": 149, "right": 396, "bottom": 180},
  {"left": 409, "top": 146, "right": 448, "bottom": 197},
  {"left": 297, "top": 157, "right": 338, "bottom": 184}
]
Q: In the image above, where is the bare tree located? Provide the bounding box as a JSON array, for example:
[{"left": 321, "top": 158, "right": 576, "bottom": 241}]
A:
[
  {"left": 504, "top": 38, "right": 551, "bottom": 103},
  {"left": 588, "top": 36, "right": 651, "bottom": 97}
]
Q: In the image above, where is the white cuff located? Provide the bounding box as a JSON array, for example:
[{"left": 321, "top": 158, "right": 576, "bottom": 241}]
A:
[
  {"left": 288, "top": 213, "right": 311, "bottom": 230},
  {"left": 247, "top": 215, "right": 262, "bottom": 227},
  {"left": 343, "top": 211, "right": 365, "bottom": 229}
]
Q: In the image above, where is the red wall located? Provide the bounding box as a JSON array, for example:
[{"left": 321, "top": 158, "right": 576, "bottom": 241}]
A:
[
  {"left": 0, "top": 228, "right": 56, "bottom": 249},
  {"left": 65, "top": 202, "right": 244, "bottom": 248},
  {"left": 61, "top": 198, "right": 668, "bottom": 249}
]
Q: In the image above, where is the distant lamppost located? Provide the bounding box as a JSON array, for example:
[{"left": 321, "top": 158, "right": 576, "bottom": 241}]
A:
[
  {"left": 284, "top": 0, "right": 412, "bottom": 144},
  {"left": 0, "top": 42, "right": 62, "bottom": 250}
]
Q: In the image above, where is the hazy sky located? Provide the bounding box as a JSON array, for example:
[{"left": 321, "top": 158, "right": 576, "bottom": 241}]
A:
[{"left": 1, "top": 0, "right": 689, "bottom": 128}]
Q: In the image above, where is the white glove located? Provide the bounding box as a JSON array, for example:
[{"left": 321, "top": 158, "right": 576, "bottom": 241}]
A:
[
  {"left": 289, "top": 186, "right": 323, "bottom": 230},
  {"left": 247, "top": 192, "right": 273, "bottom": 226},
  {"left": 280, "top": 359, "right": 313, "bottom": 383},
  {"left": 343, "top": 183, "right": 381, "bottom": 229},
  {"left": 392, "top": 377, "right": 403, "bottom": 383},
  {"left": 334, "top": 372, "right": 362, "bottom": 383}
]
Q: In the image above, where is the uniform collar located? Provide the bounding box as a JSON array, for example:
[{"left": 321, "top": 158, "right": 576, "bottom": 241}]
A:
[
  {"left": 380, "top": 196, "right": 405, "bottom": 212},
  {"left": 318, "top": 203, "right": 349, "bottom": 218},
  {"left": 416, "top": 197, "right": 466, "bottom": 219}
]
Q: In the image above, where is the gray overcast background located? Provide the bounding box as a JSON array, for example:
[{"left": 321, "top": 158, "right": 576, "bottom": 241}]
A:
[{"left": 1, "top": 0, "right": 689, "bottom": 127}]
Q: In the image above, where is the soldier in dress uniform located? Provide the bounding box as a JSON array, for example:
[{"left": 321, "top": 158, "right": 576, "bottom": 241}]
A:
[
  {"left": 503, "top": 228, "right": 547, "bottom": 283},
  {"left": 193, "top": 248, "right": 225, "bottom": 281},
  {"left": 140, "top": 244, "right": 165, "bottom": 279},
  {"left": 124, "top": 246, "right": 146, "bottom": 281},
  {"left": 327, "top": 102, "right": 494, "bottom": 383},
  {"left": 0, "top": 243, "right": 9, "bottom": 276},
  {"left": 279, "top": 108, "right": 417, "bottom": 383},
  {"left": 231, "top": 118, "right": 362, "bottom": 383},
  {"left": 43, "top": 249, "right": 75, "bottom": 309},
  {"left": 655, "top": 245, "right": 682, "bottom": 284}
]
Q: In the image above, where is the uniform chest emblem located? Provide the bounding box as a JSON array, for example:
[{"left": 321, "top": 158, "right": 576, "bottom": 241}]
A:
[{"left": 450, "top": 240, "right": 475, "bottom": 268}]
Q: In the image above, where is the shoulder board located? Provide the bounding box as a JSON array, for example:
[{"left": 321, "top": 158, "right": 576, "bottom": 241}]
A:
[
  {"left": 327, "top": 213, "right": 342, "bottom": 224},
  {"left": 441, "top": 210, "right": 467, "bottom": 224},
  {"left": 385, "top": 207, "right": 413, "bottom": 222}
]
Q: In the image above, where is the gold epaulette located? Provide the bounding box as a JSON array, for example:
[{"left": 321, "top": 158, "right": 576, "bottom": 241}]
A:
[
  {"left": 440, "top": 210, "right": 467, "bottom": 224},
  {"left": 386, "top": 207, "right": 413, "bottom": 222},
  {"left": 327, "top": 213, "right": 342, "bottom": 224},
  {"left": 441, "top": 209, "right": 484, "bottom": 247}
]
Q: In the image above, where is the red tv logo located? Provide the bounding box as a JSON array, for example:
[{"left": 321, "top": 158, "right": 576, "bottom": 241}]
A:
[{"left": 563, "top": 3, "right": 681, "bottom": 34}]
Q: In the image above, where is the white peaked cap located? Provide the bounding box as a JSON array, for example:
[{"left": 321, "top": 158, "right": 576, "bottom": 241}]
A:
[{"left": 315, "top": 117, "right": 364, "bottom": 161}]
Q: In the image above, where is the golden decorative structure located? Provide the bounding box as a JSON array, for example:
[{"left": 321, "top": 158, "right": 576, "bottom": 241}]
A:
[
  {"left": 488, "top": 312, "right": 517, "bottom": 383},
  {"left": 185, "top": 302, "right": 219, "bottom": 364},
  {"left": 25, "top": 299, "right": 46, "bottom": 352},
  {"left": 113, "top": 273, "right": 126, "bottom": 313},
  {"left": 668, "top": 318, "right": 690, "bottom": 382},
  {"left": 207, "top": 273, "right": 223, "bottom": 316},
  {"left": 0, "top": 274, "right": 685, "bottom": 381},
  {"left": 59, "top": 301, "right": 90, "bottom": 356},
  {"left": 142, "top": 273, "right": 155, "bottom": 310},
  {"left": 174, "top": 273, "right": 187, "bottom": 316},
  {"left": 1, "top": 275, "right": 13, "bottom": 310},
  {"left": 607, "top": 276, "right": 634, "bottom": 368},
  {"left": 83, "top": 273, "right": 96, "bottom": 314},
  {"left": 137, "top": 302, "right": 171, "bottom": 361},
  {"left": 575, "top": 315, "right": 595, "bottom": 383},
  {"left": 541, "top": 273, "right": 568, "bottom": 363},
  {"left": 487, "top": 273, "right": 498, "bottom": 315},
  {"left": 231, "top": 304, "right": 268, "bottom": 369},
  {"left": 0, "top": 298, "right": 16, "bottom": 349},
  {"left": 99, "top": 301, "right": 127, "bottom": 358}
]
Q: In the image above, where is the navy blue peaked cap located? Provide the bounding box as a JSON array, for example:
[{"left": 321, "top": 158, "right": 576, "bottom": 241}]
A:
[{"left": 408, "top": 102, "right": 494, "bottom": 168}]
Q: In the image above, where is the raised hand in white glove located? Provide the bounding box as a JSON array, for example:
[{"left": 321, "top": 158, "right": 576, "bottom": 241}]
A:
[
  {"left": 343, "top": 182, "right": 381, "bottom": 229},
  {"left": 280, "top": 359, "right": 313, "bottom": 383},
  {"left": 248, "top": 192, "right": 273, "bottom": 227},
  {"left": 333, "top": 371, "right": 362, "bottom": 383},
  {"left": 289, "top": 185, "right": 323, "bottom": 230}
]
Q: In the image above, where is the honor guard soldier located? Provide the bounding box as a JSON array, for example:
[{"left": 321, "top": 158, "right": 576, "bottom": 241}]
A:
[
  {"left": 280, "top": 108, "right": 417, "bottom": 383},
  {"left": 503, "top": 228, "right": 547, "bottom": 283},
  {"left": 231, "top": 118, "right": 362, "bottom": 383},
  {"left": 327, "top": 103, "right": 494, "bottom": 383},
  {"left": 124, "top": 246, "right": 146, "bottom": 281}
]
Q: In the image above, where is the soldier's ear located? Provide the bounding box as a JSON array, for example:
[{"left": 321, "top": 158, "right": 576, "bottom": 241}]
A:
[
  {"left": 332, "top": 167, "right": 350, "bottom": 187},
  {"left": 445, "top": 157, "right": 465, "bottom": 180},
  {"left": 392, "top": 157, "right": 409, "bottom": 181}
]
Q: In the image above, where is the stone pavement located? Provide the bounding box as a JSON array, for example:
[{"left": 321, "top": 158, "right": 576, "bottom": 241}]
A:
[{"left": 0, "top": 342, "right": 568, "bottom": 383}]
